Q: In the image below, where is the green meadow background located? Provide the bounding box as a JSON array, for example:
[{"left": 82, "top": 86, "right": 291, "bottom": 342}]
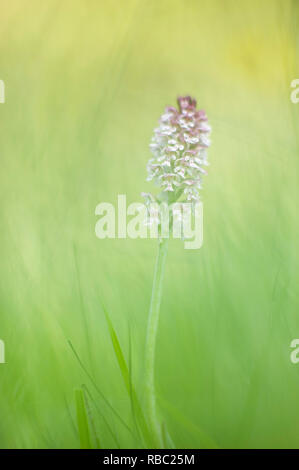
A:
[{"left": 0, "top": 0, "right": 298, "bottom": 449}]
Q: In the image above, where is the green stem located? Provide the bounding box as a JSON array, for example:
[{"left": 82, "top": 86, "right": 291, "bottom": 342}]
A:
[{"left": 144, "top": 236, "right": 169, "bottom": 448}]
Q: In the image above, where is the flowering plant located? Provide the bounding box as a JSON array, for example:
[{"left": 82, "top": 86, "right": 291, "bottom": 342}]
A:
[{"left": 143, "top": 96, "right": 211, "bottom": 448}]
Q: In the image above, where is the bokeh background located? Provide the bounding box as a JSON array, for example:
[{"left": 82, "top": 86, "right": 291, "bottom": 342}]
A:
[{"left": 0, "top": 0, "right": 298, "bottom": 449}]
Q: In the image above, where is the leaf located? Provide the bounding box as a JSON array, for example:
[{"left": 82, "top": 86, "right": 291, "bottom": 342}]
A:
[
  {"left": 101, "top": 305, "right": 154, "bottom": 448},
  {"left": 75, "top": 388, "right": 92, "bottom": 449}
]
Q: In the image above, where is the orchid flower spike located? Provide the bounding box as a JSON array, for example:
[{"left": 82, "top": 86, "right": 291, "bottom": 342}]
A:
[{"left": 145, "top": 96, "right": 211, "bottom": 203}]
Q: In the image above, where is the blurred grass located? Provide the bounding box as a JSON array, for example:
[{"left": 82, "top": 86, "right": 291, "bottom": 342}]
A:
[{"left": 0, "top": 0, "right": 298, "bottom": 448}]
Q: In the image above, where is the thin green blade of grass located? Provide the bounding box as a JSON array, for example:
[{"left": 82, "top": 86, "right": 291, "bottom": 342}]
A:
[
  {"left": 159, "top": 397, "right": 218, "bottom": 449},
  {"left": 161, "top": 422, "right": 175, "bottom": 449},
  {"left": 102, "top": 306, "right": 154, "bottom": 448},
  {"left": 83, "top": 386, "right": 101, "bottom": 449},
  {"left": 103, "top": 309, "right": 130, "bottom": 393},
  {"left": 73, "top": 244, "right": 94, "bottom": 373},
  {"left": 68, "top": 340, "right": 133, "bottom": 437},
  {"left": 75, "top": 388, "right": 92, "bottom": 449},
  {"left": 63, "top": 395, "right": 79, "bottom": 437},
  {"left": 83, "top": 384, "right": 120, "bottom": 449}
]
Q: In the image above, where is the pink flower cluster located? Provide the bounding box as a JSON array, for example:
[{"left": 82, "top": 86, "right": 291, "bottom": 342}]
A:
[{"left": 146, "top": 96, "right": 211, "bottom": 202}]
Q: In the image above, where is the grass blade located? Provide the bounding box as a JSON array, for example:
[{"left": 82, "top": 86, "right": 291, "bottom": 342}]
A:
[
  {"left": 75, "top": 388, "right": 92, "bottom": 449},
  {"left": 159, "top": 397, "right": 218, "bottom": 449},
  {"left": 83, "top": 386, "right": 101, "bottom": 449},
  {"left": 68, "top": 340, "right": 133, "bottom": 436},
  {"left": 161, "top": 422, "right": 175, "bottom": 449},
  {"left": 102, "top": 308, "right": 131, "bottom": 393},
  {"left": 101, "top": 305, "right": 154, "bottom": 448},
  {"left": 83, "top": 384, "right": 120, "bottom": 449}
]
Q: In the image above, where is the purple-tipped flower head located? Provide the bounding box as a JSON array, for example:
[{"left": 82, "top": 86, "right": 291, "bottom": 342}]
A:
[{"left": 146, "top": 96, "right": 211, "bottom": 202}]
